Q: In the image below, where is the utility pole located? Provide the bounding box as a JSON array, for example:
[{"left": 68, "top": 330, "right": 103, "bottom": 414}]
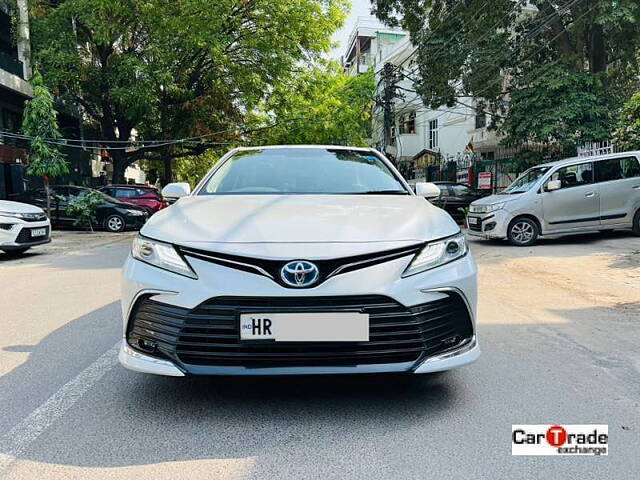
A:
[{"left": 381, "top": 63, "right": 396, "bottom": 160}]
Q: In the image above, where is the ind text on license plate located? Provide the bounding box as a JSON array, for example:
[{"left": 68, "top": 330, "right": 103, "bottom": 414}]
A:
[{"left": 240, "top": 312, "right": 369, "bottom": 342}]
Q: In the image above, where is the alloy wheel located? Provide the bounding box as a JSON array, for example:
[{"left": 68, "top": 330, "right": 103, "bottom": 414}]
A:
[{"left": 511, "top": 221, "right": 535, "bottom": 244}]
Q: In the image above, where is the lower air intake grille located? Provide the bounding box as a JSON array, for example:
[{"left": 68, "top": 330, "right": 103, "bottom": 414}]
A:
[
  {"left": 15, "top": 226, "right": 49, "bottom": 244},
  {"left": 127, "top": 294, "right": 473, "bottom": 370}
]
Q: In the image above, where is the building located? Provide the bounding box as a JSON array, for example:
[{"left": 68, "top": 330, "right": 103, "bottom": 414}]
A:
[
  {"left": 370, "top": 35, "right": 503, "bottom": 185},
  {"left": 0, "top": 0, "right": 32, "bottom": 199},
  {"left": 341, "top": 17, "right": 406, "bottom": 76}
]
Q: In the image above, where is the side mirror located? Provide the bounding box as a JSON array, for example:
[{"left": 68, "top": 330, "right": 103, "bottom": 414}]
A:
[
  {"left": 415, "top": 182, "right": 441, "bottom": 199},
  {"left": 546, "top": 179, "right": 561, "bottom": 192},
  {"left": 161, "top": 182, "right": 191, "bottom": 200}
]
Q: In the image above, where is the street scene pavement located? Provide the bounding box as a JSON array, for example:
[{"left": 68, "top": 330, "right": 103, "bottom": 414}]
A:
[{"left": 1, "top": 231, "right": 638, "bottom": 479}]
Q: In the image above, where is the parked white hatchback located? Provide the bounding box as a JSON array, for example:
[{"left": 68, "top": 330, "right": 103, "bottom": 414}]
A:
[
  {"left": 0, "top": 200, "right": 51, "bottom": 255},
  {"left": 119, "top": 146, "right": 479, "bottom": 376}
]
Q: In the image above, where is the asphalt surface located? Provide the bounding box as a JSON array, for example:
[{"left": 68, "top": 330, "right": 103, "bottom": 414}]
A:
[{"left": 0, "top": 231, "right": 638, "bottom": 479}]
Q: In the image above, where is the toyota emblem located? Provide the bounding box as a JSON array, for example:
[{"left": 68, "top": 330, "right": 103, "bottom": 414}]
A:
[{"left": 280, "top": 261, "right": 320, "bottom": 288}]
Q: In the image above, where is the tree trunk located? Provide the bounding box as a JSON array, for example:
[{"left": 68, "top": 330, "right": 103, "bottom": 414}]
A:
[
  {"left": 589, "top": 23, "right": 606, "bottom": 73},
  {"left": 111, "top": 151, "right": 128, "bottom": 184},
  {"left": 44, "top": 176, "right": 51, "bottom": 219},
  {"left": 163, "top": 156, "right": 173, "bottom": 186}
]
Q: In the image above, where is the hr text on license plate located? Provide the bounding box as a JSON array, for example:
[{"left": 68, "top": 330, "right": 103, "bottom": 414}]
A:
[
  {"left": 240, "top": 312, "right": 369, "bottom": 342},
  {"left": 31, "top": 228, "right": 47, "bottom": 237}
]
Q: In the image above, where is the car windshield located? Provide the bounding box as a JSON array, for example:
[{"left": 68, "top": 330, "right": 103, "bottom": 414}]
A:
[
  {"left": 198, "top": 148, "right": 408, "bottom": 195},
  {"left": 500, "top": 166, "right": 551, "bottom": 194},
  {"left": 76, "top": 188, "right": 116, "bottom": 203}
]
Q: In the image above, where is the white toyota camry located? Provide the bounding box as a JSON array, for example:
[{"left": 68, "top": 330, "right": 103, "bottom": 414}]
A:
[
  {"left": 119, "top": 145, "right": 479, "bottom": 376},
  {"left": 0, "top": 200, "right": 51, "bottom": 255}
]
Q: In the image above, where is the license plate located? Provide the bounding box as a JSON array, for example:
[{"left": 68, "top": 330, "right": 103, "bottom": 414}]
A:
[
  {"left": 468, "top": 216, "right": 479, "bottom": 226},
  {"left": 240, "top": 312, "right": 369, "bottom": 342},
  {"left": 31, "top": 228, "right": 47, "bottom": 237}
]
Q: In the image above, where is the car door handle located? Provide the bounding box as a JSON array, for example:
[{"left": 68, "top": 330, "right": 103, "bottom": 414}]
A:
[
  {"left": 633, "top": 185, "right": 640, "bottom": 190},
  {"left": 585, "top": 191, "right": 595, "bottom": 198}
]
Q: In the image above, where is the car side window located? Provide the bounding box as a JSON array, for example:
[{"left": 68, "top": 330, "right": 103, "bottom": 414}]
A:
[
  {"left": 595, "top": 157, "right": 640, "bottom": 182},
  {"left": 549, "top": 163, "right": 593, "bottom": 189},
  {"left": 115, "top": 189, "right": 136, "bottom": 198},
  {"left": 450, "top": 184, "right": 472, "bottom": 196}
]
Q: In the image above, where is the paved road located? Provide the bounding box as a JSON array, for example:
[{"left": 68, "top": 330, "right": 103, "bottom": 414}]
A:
[{"left": 0, "top": 232, "right": 638, "bottom": 479}]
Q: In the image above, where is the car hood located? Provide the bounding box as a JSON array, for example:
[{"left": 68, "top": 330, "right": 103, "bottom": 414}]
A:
[
  {"left": 141, "top": 195, "right": 459, "bottom": 257},
  {"left": 471, "top": 193, "right": 521, "bottom": 206},
  {"left": 0, "top": 200, "right": 44, "bottom": 214}
]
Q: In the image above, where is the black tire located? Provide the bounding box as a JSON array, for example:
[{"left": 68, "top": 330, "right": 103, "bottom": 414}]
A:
[
  {"left": 1, "top": 247, "right": 30, "bottom": 256},
  {"left": 632, "top": 209, "right": 640, "bottom": 236},
  {"left": 507, "top": 217, "right": 539, "bottom": 246},
  {"left": 105, "top": 214, "right": 126, "bottom": 233}
]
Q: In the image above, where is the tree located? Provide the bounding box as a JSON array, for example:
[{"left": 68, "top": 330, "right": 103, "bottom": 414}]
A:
[
  {"left": 613, "top": 92, "right": 640, "bottom": 150},
  {"left": 30, "top": 0, "right": 348, "bottom": 183},
  {"left": 22, "top": 71, "right": 68, "bottom": 219},
  {"left": 371, "top": 0, "right": 640, "bottom": 153},
  {"left": 249, "top": 63, "right": 375, "bottom": 146},
  {"left": 66, "top": 190, "right": 103, "bottom": 232}
]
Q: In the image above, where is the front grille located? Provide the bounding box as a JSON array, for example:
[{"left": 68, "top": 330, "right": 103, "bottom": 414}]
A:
[
  {"left": 469, "top": 222, "right": 482, "bottom": 232},
  {"left": 127, "top": 293, "right": 474, "bottom": 370},
  {"left": 22, "top": 214, "right": 47, "bottom": 222},
  {"left": 15, "top": 226, "right": 50, "bottom": 244}
]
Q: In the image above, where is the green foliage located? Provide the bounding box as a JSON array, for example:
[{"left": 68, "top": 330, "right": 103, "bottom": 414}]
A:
[
  {"left": 22, "top": 71, "right": 68, "bottom": 178},
  {"left": 249, "top": 63, "right": 375, "bottom": 146},
  {"left": 613, "top": 92, "right": 640, "bottom": 150},
  {"left": 29, "top": 0, "right": 348, "bottom": 182},
  {"left": 66, "top": 190, "right": 103, "bottom": 231},
  {"left": 502, "top": 64, "right": 611, "bottom": 151},
  {"left": 372, "top": 0, "right": 640, "bottom": 148}
]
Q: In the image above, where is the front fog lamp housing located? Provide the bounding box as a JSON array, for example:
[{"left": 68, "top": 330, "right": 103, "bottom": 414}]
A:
[
  {"left": 132, "top": 236, "right": 197, "bottom": 278},
  {"left": 402, "top": 233, "right": 468, "bottom": 277}
]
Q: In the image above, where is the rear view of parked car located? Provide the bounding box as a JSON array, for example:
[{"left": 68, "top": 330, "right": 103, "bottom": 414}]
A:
[
  {"left": 0, "top": 200, "right": 51, "bottom": 255},
  {"left": 467, "top": 152, "right": 640, "bottom": 245},
  {"left": 98, "top": 185, "right": 168, "bottom": 215},
  {"left": 18, "top": 186, "right": 148, "bottom": 232}
]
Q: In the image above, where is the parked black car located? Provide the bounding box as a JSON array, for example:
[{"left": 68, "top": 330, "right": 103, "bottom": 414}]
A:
[
  {"left": 430, "top": 182, "right": 487, "bottom": 223},
  {"left": 18, "top": 186, "right": 148, "bottom": 232}
]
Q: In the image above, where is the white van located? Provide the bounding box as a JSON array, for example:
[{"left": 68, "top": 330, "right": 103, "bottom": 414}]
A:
[{"left": 467, "top": 151, "right": 640, "bottom": 246}]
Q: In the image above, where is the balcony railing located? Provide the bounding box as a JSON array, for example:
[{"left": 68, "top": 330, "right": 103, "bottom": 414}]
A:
[{"left": 0, "top": 51, "right": 24, "bottom": 79}]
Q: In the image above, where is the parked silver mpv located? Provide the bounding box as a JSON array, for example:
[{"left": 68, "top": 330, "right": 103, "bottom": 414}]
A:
[{"left": 467, "top": 151, "right": 640, "bottom": 246}]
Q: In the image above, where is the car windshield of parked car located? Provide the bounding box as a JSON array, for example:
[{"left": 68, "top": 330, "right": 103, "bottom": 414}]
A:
[
  {"left": 500, "top": 166, "right": 551, "bottom": 194},
  {"left": 199, "top": 148, "right": 408, "bottom": 195},
  {"left": 74, "top": 188, "right": 116, "bottom": 203}
]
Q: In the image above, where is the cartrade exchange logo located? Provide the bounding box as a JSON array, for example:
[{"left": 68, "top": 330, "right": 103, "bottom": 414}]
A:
[{"left": 512, "top": 425, "right": 608, "bottom": 456}]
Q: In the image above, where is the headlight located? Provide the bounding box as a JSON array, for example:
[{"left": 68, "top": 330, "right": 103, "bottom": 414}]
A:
[
  {"left": 402, "top": 232, "right": 468, "bottom": 277},
  {"left": 0, "top": 211, "right": 43, "bottom": 220},
  {"left": 132, "top": 236, "right": 197, "bottom": 278},
  {"left": 469, "top": 202, "right": 505, "bottom": 214},
  {"left": 120, "top": 208, "right": 144, "bottom": 216}
]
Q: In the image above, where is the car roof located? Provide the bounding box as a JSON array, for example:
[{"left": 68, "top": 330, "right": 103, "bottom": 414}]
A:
[
  {"left": 232, "top": 145, "right": 376, "bottom": 153},
  {"left": 537, "top": 150, "right": 640, "bottom": 169},
  {"left": 105, "top": 184, "right": 155, "bottom": 189}
]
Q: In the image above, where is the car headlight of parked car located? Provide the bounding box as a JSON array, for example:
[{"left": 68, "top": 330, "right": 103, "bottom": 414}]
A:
[
  {"left": 0, "top": 210, "right": 45, "bottom": 220},
  {"left": 132, "top": 235, "right": 197, "bottom": 278},
  {"left": 402, "top": 232, "right": 468, "bottom": 277},
  {"left": 121, "top": 208, "right": 144, "bottom": 216},
  {"left": 469, "top": 202, "right": 505, "bottom": 214}
]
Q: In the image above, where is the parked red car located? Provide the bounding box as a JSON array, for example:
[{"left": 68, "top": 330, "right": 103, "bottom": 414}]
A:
[{"left": 98, "top": 185, "right": 168, "bottom": 215}]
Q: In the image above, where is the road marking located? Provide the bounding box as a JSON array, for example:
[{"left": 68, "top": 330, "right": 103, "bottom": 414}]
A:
[{"left": 0, "top": 342, "right": 120, "bottom": 474}]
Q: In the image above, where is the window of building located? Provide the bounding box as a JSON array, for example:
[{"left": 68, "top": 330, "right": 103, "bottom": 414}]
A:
[
  {"left": 475, "top": 111, "right": 486, "bottom": 129},
  {"left": 428, "top": 119, "right": 438, "bottom": 149},
  {"left": 399, "top": 111, "right": 416, "bottom": 134}
]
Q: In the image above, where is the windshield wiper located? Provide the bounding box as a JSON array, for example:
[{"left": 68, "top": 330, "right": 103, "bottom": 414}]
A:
[{"left": 352, "top": 190, "right": 409, "bottom": 195}]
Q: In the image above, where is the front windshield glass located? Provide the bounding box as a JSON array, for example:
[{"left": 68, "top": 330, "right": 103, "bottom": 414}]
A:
[
  {"left": 199, "top": 148, "right": 408, "bottom": 195},
  {"left": 500, "top": 166, "right": 551, "bottom": 194}
]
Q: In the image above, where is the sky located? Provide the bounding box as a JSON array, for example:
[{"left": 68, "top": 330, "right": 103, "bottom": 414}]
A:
[{"left": 330, "top": 0, "right": 375, "bottom": 60}]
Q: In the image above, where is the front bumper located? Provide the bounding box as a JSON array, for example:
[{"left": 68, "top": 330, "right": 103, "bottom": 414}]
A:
[
  {"left": 466, "top": 209, "right": 511, "bottom": 239},
  {"left": 0, "top": 219, "right": 51, "bottom": 250},
  {"left": 120, "top": 247, "right": 478, "bottom": 376}
]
